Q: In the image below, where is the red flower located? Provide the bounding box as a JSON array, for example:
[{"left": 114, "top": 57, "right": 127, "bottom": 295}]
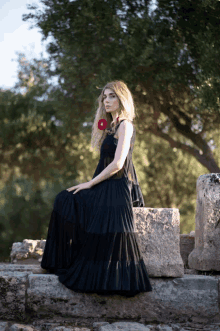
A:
[{"left": 98, "top": 119, "right": 107, "bottom": 130}]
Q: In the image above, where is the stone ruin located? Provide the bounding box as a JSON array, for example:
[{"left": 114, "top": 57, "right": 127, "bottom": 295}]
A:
[{"left": 0, "top": 173, "right": 220, "bottom": 331}]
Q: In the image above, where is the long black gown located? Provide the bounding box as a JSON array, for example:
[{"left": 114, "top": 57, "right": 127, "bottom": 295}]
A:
[{"left": 41, "top": 119, "right": 153, "bottom": 296}]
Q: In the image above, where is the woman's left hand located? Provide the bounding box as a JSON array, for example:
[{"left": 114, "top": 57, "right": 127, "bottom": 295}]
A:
[{"left": 66, "top": 181, "right": 93, "bottom": 194}]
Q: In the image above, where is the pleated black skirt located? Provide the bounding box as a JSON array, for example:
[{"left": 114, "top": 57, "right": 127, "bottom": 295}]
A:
[{"left": 41, "top": 176, "right": 153, "bottom": 296}]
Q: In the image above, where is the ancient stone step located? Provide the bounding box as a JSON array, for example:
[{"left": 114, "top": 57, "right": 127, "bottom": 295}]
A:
[
  {"left": 1, "top": 318, "right": 220, "bottom": 331},
  {"left": 0, "top": 264, "right": 219, "bottom": 325}
]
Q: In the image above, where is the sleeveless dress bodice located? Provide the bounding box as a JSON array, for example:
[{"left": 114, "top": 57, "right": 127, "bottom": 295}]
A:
[{"left": 92, "top": 119, "right": 145, "bottom": 207}]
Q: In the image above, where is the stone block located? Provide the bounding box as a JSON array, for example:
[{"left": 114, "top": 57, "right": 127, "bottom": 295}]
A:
[
  {"left": 0, "top": 271, "right": 27, "bottom": 321},
  {"left": 10, "top": 239, "right": 44, "bottom": 265},
  {"left": 180, "top": 231, "right": 195, "bottom": 268},
  {"left": 25, "top": 273, "right": 219, "bottom": 320},
  {"left": 0, "top": 265, "right": 219, "bottom": 324},
  {"left": 188, "top": 174, "right": 220, "bottom": 271},
  {"left": 133, "top": 208, "right": 184, "bottom": 277}
]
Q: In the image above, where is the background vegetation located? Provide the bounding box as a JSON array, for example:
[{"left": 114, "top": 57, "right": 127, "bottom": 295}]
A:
[{"left": 0, "top": 0, "right": 220, "bottom": 262}]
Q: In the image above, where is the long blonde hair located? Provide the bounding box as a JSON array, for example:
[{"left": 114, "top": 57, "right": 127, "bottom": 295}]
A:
[{"left": 91, "top": 80, "right": 136, "bottom": 154}]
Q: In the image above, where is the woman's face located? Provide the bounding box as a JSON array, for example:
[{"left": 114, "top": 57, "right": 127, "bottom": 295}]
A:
[{"left": 103, "top": 88, "right": 120, "bottom": 115}]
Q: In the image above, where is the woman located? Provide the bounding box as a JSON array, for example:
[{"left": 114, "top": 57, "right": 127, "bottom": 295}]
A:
[{"left": 41, "top": 80, "right": 153, "bottom": 296}]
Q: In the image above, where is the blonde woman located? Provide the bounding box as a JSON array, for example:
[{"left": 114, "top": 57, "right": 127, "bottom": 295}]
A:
[{"left": 41, "top": 80, "right": 153, "bottom": 296}]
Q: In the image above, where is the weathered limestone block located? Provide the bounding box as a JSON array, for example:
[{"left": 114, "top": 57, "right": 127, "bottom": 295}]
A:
[
  {"left": 188, "top": 173, "right": 220, "bottom": 271},
  {"left": 0, "top": 264, "right": 219, "bottom": 324},
  {"left": 25, "top": 273, "right": 219, "bottom": 321},
  {"left": 133, "top": 208, "right": 184, "bottom": 277},
  {"left": 0, "top": 264, "right": 43, "bottom": 274},
  {"left": 0, "top": 271, "right": 27, "bottom": 321},
  {"left": 10, "top": 239, "right": 44, "bottom": 264},
  {"left": 180, "top": 231, "right": 195, "bottom": 268}
]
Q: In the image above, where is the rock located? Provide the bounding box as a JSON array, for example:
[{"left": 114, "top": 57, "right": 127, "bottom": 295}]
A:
[
  {"left": 0, "top": 265, "right": 219, "bottom": 323},
  {"left": 179, "top": 233, "right": 194, "bottom": 269},
  {"left": 133, "top": 208, "right": 184, "bottom": 277},
  {"left": 95, "top": 322, "right": 152, "bottom": 330},
  {"left": 188, "top": 173, "right": 220, "bottom": 271},
  {"left": 1, "top": 320, "right": 220, "bottom": 331},
  {"left": 10, "top": 240, "right": 45, "bottom": 265}
]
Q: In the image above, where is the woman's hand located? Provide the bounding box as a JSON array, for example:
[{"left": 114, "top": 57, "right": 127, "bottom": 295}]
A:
[{"left": 66, "top": 181, "right": 93, "bottom": 194}]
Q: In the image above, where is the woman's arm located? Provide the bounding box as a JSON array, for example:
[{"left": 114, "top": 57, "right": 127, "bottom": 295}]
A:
[{"left": 89, "top": 161, "right": 120, "bottom": 187}]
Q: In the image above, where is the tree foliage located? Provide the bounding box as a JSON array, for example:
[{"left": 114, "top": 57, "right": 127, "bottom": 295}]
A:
[
  {"left": 0, "top": 53, "right": 101, "bottom": 184},
  {"left": 155, "top": 0, "right": 220, "bottom": 113},
  {"left": 21, "top": 0, "right": 220, "bottom": 172}
]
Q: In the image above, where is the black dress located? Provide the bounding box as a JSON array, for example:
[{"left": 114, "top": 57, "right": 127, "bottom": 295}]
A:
[{"left": 41, "top": 119, "right": 153, "bottom": 296}]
